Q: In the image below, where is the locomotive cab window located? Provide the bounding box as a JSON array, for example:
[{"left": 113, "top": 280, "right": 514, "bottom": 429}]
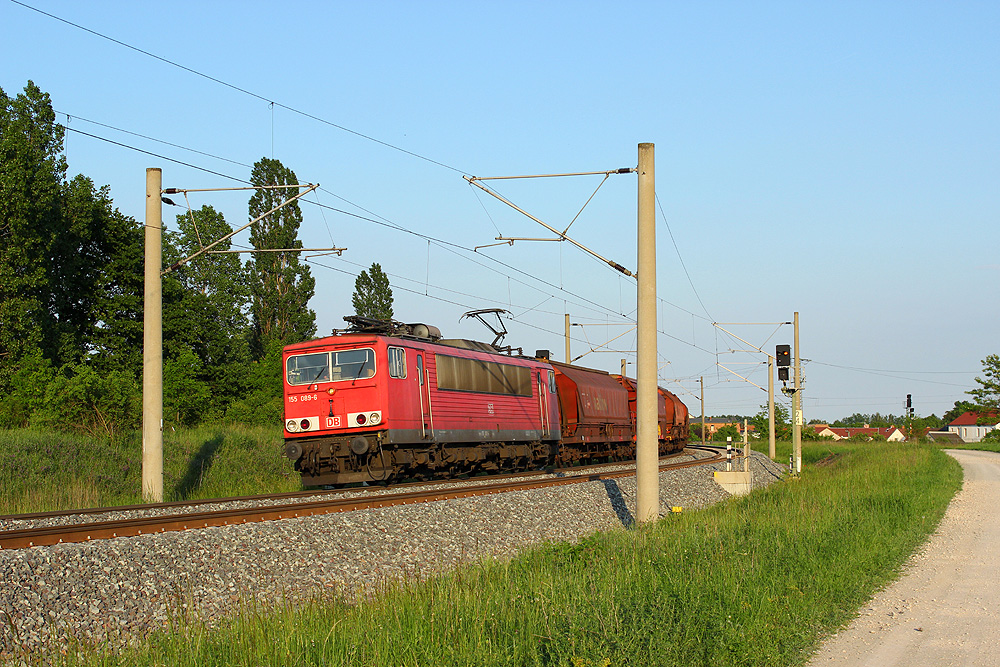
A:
[
  {"left": 388, "top": 347, "right": 406, "bottom": 378},
  {"left": 331, "top": 348, "right": 376, "bottom": 381},
  {"left": 286, "top": 348, "right": 376, "bottom": 385},
  {"left": 286, "top": 352, "right": 330, "bottom": 385}
]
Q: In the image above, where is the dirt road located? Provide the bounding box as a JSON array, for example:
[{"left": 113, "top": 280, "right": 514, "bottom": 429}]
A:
[{"left": 808, "top": 449, "right": 1000, "bottom": 666}]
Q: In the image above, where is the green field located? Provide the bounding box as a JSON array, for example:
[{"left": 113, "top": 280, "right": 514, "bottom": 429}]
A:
[
  {"left": 0, "top": 431, "right": 964, "bottom": 666},
  {"left": 0, "top": 426, "right": 300, "bottom": 515}
]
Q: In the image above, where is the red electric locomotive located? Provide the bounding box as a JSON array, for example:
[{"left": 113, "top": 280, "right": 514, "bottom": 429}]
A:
[
  {"left": 283, "top": 317, "right": 691, "bottom": 486},
  {"left": 283, "top": 320, "right": 560, "bottom": 485}
]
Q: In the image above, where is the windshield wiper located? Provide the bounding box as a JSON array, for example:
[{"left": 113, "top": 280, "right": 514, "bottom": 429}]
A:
[{"left": 311, "top": 362, "right": 329, "bottom": 383}]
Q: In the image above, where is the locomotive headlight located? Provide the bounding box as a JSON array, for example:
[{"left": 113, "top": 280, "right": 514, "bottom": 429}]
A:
[
  {"left": 347, "top": 410, "right": 382, "bottom": 428},
  {"left": 300, "top": 418, "right": 311, "bottom": 430},
  {"left": 286, "top": 419, "right": 298, "bottom": 432}
]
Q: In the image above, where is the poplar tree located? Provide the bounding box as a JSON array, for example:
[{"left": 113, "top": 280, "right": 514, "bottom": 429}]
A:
[
  {"left": 246, "top": 158, "right": 316, "bottom": 359},
  {"left": 352, "top": 262, "right": 394, "bottom": 321}
]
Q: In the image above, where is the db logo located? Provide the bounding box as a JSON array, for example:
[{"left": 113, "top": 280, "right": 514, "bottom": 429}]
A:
[{"left": 326, "top": 416, "right": 342, "bottom": 428}]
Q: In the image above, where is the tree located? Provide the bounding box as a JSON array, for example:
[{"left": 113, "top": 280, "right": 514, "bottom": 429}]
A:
[
  {"left": 62, "top": 176, "right": 145, "bottom": 374},
  {"left": 168, "top": 205, "right": 251, "bottom": 333},
  {"left": 159, "top": 205, "right": 253, "bottom": 424},
  {"left": 942, "top": 400, "right": 977, "bottom": 425},
  {"left": 352, "top": 262, "right": 394, "bottom": 320},
  {"left": 0, "top": 82, "right": 146, "bottom": 434},
  {"left": 750, "top": 402, "right": 791, "bottom": 440},
  {"left": 712, "top": 424, "right": 741, "bottom": 443},
  {"left": 689, "top": 422, "right": 707, "bottom": 441},
  {"left": 833, "top": 412, "right": 900, "bottom": 428},
  {"left": 246, "top": 158, "right": 316, "bottom": 359},
  {"left": 968, "top": 354, "right": 1000, "bottom": 419},
  {"left": 0, "top": 81, "right": 66, "bottom": 390}
]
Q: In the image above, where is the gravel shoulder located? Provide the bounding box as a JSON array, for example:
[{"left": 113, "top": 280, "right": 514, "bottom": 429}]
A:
[
  {"left": 808, "top": 449, "right": 1000, "bottom": 667},
  {"left": 0, "top": 450, "right": 785, "bottom": 659}
]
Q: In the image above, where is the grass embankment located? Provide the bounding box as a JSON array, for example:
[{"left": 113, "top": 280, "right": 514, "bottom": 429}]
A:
[
  {"left": 0, "top": 426, "right": 299, "bottom": 514},
  {"left": 34, "top": 440, "right": 961, "bottom": 667},
  {"left": 942, "top": 441, "right": 1000, "bottom": 454}
]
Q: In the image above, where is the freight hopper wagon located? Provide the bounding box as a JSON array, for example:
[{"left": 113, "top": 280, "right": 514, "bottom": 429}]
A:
[
  {"left": 613, "top": 374, "right": 690, "bottom": 453},
  {"left": 544, "top": 359, "right": 689, "bottom": 464},
  {"left": 282, "top": 323, "right": 561, "bottom": 486}
]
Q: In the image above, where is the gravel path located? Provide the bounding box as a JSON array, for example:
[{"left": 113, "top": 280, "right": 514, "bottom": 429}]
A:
[
  {"left": 807, "top": 449, "right": 1000, "bottom": 666},
  {"left": 0, "top": 450, "right": 785, "bottom": 659}
]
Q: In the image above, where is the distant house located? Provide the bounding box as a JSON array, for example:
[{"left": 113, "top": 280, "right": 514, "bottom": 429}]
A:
[
  {"left": 813, "top": 425, "right": 906, "bottom": 442},
  {"left": 944, "top": 411, "right": 1000, "bottom": 443},
  {"left": 698, "top": 419, "right": 755, "bottom": 437}
]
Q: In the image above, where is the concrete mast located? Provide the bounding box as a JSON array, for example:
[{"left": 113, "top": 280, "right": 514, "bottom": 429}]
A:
[
  {"left": 143, "top": 168, "right": 163, "bottom": 502},
  {"left": 636, "top": 143, "right": 659, "bottom": 523}
]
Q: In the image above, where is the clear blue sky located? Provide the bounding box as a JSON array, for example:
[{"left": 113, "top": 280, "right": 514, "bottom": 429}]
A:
[{"left": 3, "top": 0, "right": 997, "bottom": 422}]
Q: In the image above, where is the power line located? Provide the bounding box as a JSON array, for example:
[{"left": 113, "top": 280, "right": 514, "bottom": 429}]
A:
[
  {"left": 60, "top": 111, "right": 253, "bottom": 168},
  {"left": 810, "top": 360, "right": 978, "bottom": 375},
  {"left": 64, "top": 127, "right": 249, "bottom": 183},
  {"left": 64, "top": 119, "right": 630, "bottom": 326},
  {"left": 656, "top": 191, "right": 712, "bottom": 321},
  {"left": 808, "top": 360, "right": 976, "bottom": 387},
  {"left": 12, "top": 0, "right": 468, "bottom": 175}
]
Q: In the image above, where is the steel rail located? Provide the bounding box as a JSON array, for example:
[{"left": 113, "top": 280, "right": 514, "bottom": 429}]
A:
[
  {"left": 2, "top": 447, "right": 721, "bottom": 523},
  {"left": 0, "top": 447, "right": 730, "bottom": 551}
]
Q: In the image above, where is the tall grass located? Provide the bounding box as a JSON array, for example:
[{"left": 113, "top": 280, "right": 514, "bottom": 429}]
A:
[
  {"left": 0, "top": 425, "right": 300, "bottom": 515},
  {"left": 44, "top": 441, "right": 960, "bottom": 667}
]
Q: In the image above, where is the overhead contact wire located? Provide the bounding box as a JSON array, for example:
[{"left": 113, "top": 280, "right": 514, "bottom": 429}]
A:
[{"left": 13, "top": 0, "right": 468, "bottom": 175}]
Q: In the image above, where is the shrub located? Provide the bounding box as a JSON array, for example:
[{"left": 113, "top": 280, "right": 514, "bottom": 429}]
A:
[
  {"left": 0, "top": 350, "right": 54, "bottom": 428},
  {"left": 34, "top": 363, "right": 141, "bottom": 440}
]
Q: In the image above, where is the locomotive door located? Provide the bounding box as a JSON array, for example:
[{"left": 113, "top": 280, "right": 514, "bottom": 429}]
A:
[
  {"left": 416, "top": 354, "right": 433, "bottom": 438},
  {"left": 537, "top": 369, "right": 558, "bottom": 441}
]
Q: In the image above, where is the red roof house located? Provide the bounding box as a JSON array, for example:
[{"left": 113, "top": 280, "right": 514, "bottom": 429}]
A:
[{"left": 946, "top": 411, "right": 1000, "bottom": 443}]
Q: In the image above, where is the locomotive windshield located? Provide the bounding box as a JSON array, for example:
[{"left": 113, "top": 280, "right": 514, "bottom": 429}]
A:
[{"left": 286, "top": 348, "right": 376, "bottom": 385}]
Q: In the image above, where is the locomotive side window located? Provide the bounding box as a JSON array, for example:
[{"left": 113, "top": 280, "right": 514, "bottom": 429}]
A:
[
  {"left": 548, "top": 370, "right": 557, "bottom": 394},
  {"left": 286, "top": 348, "right": 376, "bottom": 385},
  {"left": 436, "top": 354, "right": 532, "bottom": 397},
  {"left": 417, "top": 354, "right": 424, "bottom": 385},
  {"left": 286, "top": 352, "right": 330, "bottom": 385},
  {"left": 388, "top": 347, "right": 406, "bottom": 378}
]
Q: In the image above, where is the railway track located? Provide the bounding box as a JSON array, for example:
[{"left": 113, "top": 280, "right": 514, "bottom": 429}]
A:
[{"left": 0, "top": 445, "right": 730, "bottom": 551}]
